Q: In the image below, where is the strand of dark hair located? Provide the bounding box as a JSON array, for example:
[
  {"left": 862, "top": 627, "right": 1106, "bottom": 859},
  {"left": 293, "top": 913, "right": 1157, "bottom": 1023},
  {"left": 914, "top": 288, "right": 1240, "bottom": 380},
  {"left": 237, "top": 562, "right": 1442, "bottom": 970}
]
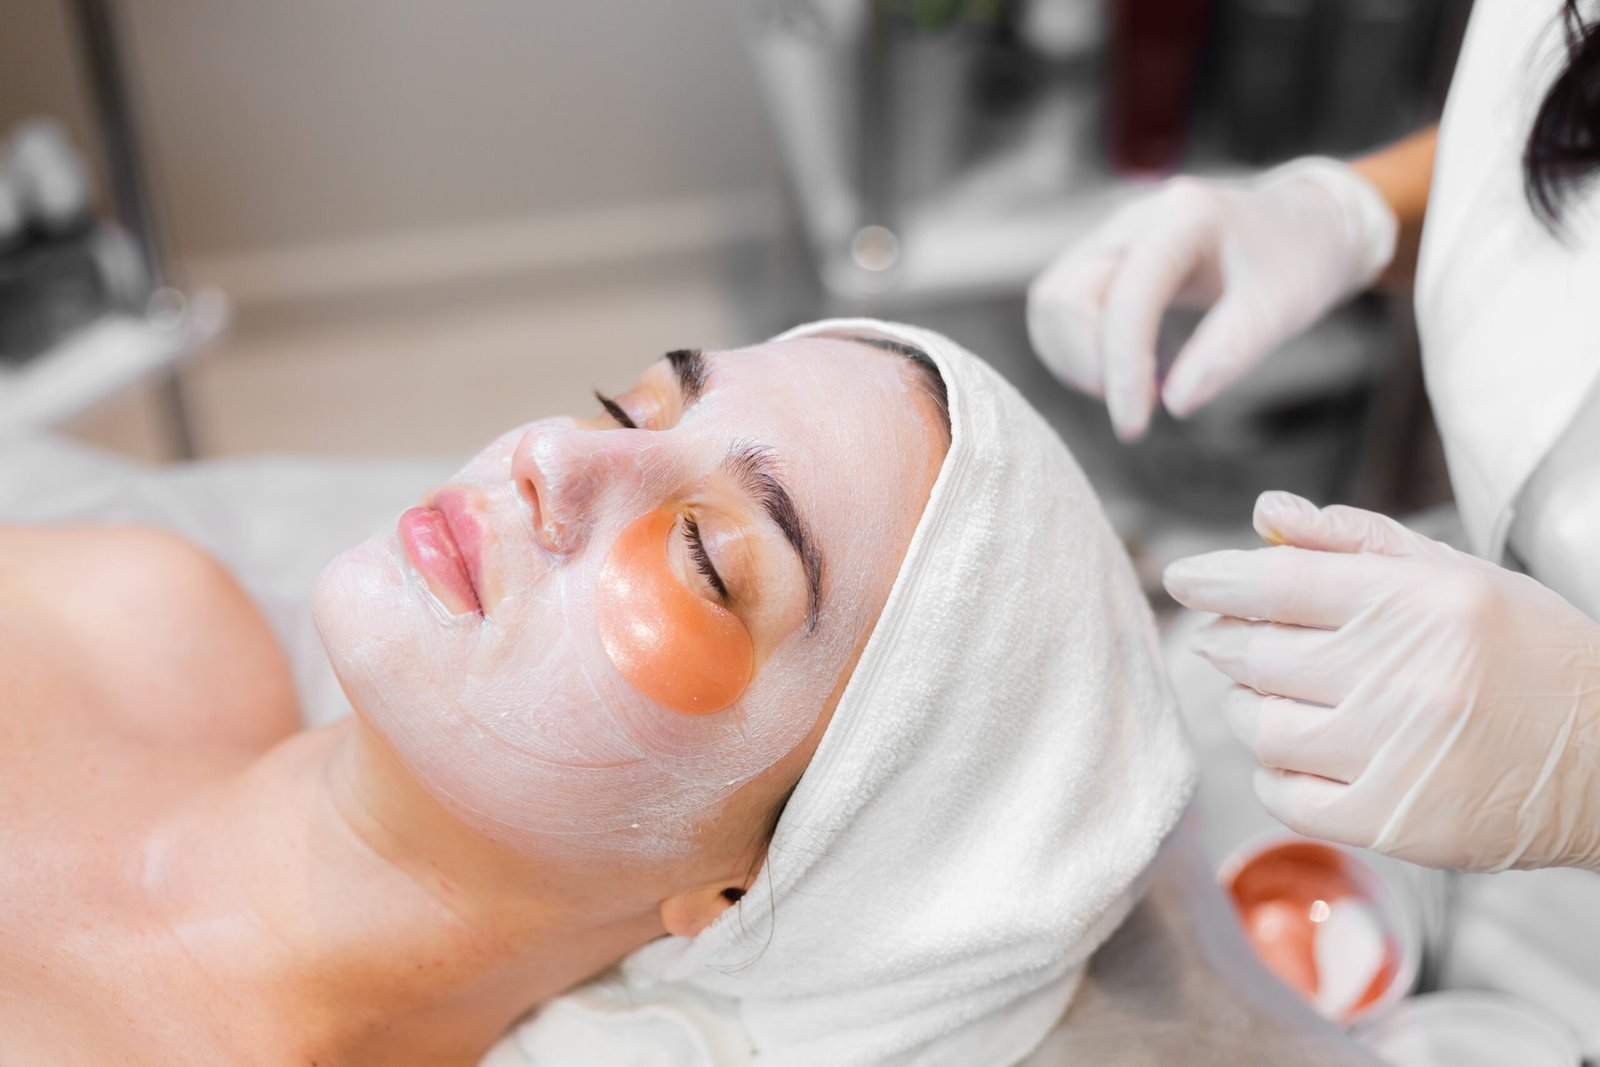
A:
[{"left": 1525, "top": 0, "right": 1600, "bottom": 235}]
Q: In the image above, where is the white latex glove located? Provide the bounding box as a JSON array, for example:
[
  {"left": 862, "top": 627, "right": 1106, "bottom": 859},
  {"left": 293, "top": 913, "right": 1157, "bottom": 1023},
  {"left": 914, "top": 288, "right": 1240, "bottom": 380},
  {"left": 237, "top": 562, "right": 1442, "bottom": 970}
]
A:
[
  {"left": 1026, "top": 159, "right": 1397, "bottom": 441},
  {"left": 1163, "top": 491, "right": 1600, "bottom": 874}
]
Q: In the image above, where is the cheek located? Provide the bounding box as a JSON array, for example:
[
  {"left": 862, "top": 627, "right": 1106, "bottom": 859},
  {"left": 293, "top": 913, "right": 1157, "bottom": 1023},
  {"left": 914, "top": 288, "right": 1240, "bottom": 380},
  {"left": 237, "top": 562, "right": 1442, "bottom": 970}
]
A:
[
  {"left": 596, "top": 509, "right": 754, "bottom": 715},
  {"left": 313, "top": 536, "right": 470, "bottom": 699}
]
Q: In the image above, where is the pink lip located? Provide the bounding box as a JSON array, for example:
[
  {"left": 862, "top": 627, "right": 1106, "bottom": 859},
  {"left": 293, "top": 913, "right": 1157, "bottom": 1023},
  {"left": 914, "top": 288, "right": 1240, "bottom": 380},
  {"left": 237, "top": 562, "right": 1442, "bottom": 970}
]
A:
[
  {"left": 432, "top": 488, "right": 490, "bottom": 600},
  {"left": 398, "top": 500, "right": 483, "bottom": 616}
]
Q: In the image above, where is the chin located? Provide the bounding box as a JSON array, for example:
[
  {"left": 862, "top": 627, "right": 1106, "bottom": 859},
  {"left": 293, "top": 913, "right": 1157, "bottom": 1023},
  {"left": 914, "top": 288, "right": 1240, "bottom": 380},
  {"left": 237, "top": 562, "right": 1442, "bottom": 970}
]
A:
[{"left": 312, "top": 534, "right": 419, "bottom": 706}]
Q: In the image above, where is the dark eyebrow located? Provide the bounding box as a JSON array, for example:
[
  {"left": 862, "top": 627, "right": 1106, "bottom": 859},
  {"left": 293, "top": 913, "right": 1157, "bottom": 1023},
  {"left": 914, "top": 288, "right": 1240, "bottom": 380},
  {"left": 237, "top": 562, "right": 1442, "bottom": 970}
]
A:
[
  {"left": 722, "top": 441, "right": 824, "bottom": 633},
  {"left": 843, "top": 335, "right": 925, "bottom": 360},
  {"left": 665, "top": 348, "right": 708, "bottom": 404}
]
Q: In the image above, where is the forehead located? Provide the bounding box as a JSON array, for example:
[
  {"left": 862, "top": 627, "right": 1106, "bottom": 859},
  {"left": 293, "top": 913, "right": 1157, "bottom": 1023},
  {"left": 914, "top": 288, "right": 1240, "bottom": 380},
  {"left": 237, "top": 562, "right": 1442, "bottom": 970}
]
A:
[
  {"left": 696, "top": 338, "right": 926, "bottom": 468},
  {"left": 703, "top": 336, "right": 913, "bottom": 419},
  {"left": 632, "top": 336, "right": 924, "bottom": 444},
  {"left": 668, "top": 335, "right": 938, "bottom": 574}
]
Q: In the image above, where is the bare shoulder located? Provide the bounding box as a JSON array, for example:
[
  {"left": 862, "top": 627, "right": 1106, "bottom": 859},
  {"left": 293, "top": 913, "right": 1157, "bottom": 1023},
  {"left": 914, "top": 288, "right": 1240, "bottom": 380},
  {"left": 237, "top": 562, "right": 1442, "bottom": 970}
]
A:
[
  {"left": 0, "top": 522, "right": 301, "bottom": 751},
  {"left": 1, "top": 521, "right": 242, "bottom": 613}
]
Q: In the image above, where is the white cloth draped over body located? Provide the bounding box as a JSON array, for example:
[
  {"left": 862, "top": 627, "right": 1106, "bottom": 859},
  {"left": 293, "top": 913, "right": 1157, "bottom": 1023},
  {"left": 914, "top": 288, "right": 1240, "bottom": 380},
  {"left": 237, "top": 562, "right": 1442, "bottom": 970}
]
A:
[{"left": 492, "top": 319, "right": 1197, "bottom": 1066}]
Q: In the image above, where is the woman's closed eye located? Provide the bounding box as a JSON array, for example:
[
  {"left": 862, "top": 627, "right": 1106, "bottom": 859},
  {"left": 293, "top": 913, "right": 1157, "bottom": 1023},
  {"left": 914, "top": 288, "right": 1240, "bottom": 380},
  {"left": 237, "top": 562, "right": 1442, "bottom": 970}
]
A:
[
  {"left": 594, "top": 390, "right": 638, "bottom": 430},
  {"left": 591, "top": 389, "right": 739, "bottom": 608},
  {"left": 683, "top": 514, "right": 731, "bottom": 604}
]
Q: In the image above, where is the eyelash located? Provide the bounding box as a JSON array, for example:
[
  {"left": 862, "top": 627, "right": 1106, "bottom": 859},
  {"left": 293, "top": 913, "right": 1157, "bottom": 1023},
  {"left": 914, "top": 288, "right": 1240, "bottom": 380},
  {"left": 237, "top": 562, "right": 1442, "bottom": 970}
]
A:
[
  {"left": 682, "top": 515, "right": 730, "bottom": 604},
  {"left": 594, "top": 390, "right": 638, "bottom": 429}
]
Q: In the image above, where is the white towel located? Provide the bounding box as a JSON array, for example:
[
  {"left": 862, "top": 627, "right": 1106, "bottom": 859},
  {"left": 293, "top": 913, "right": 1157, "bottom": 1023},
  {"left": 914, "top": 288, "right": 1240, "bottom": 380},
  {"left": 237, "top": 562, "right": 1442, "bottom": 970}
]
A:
[{"left": 495, "top": 317, "right": 1197, "bottom": 1066}]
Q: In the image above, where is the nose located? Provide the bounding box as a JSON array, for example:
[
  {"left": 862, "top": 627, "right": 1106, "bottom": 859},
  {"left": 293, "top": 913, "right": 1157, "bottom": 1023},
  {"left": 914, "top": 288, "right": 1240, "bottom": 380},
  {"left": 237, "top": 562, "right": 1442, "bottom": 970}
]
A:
[{"left": 511, "top": 423, "right": 655, "bottom": 555}]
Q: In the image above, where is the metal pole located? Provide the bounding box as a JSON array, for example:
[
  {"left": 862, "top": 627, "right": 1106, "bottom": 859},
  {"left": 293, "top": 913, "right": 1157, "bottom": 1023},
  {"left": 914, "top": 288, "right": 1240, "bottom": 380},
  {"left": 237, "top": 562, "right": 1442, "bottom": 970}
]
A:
[{"left": 68, "top": 0, "right": 199, "bottom": 459}]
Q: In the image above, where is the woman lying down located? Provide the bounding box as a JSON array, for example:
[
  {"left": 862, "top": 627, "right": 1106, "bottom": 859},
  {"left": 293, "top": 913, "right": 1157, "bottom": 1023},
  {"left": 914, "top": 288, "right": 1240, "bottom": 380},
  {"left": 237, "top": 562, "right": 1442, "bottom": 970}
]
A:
[{"left": 5, "top": 320, "right": 1201, "bottom": 1065}]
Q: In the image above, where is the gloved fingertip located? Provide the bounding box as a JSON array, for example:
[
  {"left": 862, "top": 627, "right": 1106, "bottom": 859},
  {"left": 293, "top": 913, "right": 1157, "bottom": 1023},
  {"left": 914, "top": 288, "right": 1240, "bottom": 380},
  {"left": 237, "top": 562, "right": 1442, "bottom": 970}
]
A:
[
  {"left": 1219, "top": 687, "right": 1260, "bottom": 749},
  {"left": 1108, "top": 389, "right": 1151, "bottom": 442},
  {"left": 1250, "top": 765, "right": 1280, "bottom": 805},
  {"left": 1073, "top": 375, "right": 1107, "bottom": 400},
  {"left": 1112, "top": 416, "right": 1148, "bottom": 443},
  {"left": 1024, "top": 304, "right": 1063, "bottom": 365},
  {"left": 1261, "top": 489, "right": 1315, "bottom": 509},
  {"left": 1253, "top": 490, "right": 1318, "bottom": 545},
  {"left": 1162, "top": 557, "right": 1197, "bottom": 602},
  {"left": 1160, "top": 362, "right": 1207, "bottom": 419},
  {"left": 1163, "top": 551, "right": 1246, "bottom": 609}
]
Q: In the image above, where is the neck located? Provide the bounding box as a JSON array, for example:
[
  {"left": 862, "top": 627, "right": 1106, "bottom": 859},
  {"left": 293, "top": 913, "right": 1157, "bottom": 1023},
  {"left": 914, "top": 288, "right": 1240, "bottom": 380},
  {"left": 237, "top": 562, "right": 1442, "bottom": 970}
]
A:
[{"left": 145, "top": 720, "right": 665, "bottom": 1066}]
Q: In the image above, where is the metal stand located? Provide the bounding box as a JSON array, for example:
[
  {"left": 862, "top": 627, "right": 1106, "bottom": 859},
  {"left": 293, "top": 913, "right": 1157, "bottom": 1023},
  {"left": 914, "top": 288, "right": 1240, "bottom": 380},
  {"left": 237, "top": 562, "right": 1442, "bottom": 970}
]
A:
[{"left": 68, "top": 0, "right": 199, "bottom": 458}]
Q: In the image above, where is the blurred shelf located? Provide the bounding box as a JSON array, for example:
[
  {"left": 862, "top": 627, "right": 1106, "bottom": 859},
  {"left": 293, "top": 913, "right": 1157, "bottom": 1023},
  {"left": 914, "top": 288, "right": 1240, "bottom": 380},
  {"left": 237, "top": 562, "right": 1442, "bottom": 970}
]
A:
[
  {"left": 821, "top": 185, "right": 1135, "bottom": 307},
  {"left": 0, "top": 286, "right": 229, "bottom": 430},
  {"left": 744, "top": 6, "right": 1255, "bottom": 310},
  {"left": 807, "top": 126, "right": 1251, "bottom": 308}
]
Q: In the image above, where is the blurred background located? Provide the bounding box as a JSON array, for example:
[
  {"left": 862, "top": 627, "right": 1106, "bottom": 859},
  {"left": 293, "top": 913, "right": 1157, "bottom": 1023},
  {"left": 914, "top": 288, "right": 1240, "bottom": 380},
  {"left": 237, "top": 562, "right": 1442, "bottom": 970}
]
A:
[{"left": 0, "top": 0, "right": 1470, "bottom": 563}]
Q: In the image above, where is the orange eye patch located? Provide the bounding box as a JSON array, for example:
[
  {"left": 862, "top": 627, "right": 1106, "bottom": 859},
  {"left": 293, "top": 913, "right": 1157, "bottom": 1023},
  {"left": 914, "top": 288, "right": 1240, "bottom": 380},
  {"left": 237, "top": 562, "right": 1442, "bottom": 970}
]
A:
[{"left": 597, "top": 509, "right": 754, "bottom": 715}]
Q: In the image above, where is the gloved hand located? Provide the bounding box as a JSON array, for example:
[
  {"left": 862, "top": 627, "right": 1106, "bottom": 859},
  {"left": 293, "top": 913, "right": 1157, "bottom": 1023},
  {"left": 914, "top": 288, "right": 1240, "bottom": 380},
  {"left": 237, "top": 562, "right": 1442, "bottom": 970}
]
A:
[
  {"left": 1026, "top": 159, "right": 1398, "bottom": 441},
  {"left": 1163, "top": 491, "right": 1600, "bottom": 874}
]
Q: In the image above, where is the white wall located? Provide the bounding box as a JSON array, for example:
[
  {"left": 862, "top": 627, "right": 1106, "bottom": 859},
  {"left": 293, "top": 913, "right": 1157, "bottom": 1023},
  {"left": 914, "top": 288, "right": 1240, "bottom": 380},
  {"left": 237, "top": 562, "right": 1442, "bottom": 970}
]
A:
[{"left": 0, "top": 0, "right": 783, "bottom": 306}]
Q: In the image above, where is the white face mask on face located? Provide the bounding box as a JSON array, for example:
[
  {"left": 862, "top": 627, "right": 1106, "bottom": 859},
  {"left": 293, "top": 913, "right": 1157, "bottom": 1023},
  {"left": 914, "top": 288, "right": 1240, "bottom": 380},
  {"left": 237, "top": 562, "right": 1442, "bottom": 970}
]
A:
[{"left": 312, "top": 338, "right": 944, "bottom": 860}]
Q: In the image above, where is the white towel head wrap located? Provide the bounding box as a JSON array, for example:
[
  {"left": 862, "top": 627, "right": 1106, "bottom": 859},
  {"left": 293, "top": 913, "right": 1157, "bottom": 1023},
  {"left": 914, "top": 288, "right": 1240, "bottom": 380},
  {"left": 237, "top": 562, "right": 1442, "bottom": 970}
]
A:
[{"left": 495, "top": 319, "right": 1197, "bottom": 1066}]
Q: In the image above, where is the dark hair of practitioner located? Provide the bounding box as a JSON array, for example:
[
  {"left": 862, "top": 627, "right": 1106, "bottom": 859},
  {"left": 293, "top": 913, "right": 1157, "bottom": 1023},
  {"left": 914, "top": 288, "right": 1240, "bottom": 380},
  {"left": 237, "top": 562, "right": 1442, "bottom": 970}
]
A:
[{"left": 1525, "top": 0, "right": 1600, "bottom": 234}]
